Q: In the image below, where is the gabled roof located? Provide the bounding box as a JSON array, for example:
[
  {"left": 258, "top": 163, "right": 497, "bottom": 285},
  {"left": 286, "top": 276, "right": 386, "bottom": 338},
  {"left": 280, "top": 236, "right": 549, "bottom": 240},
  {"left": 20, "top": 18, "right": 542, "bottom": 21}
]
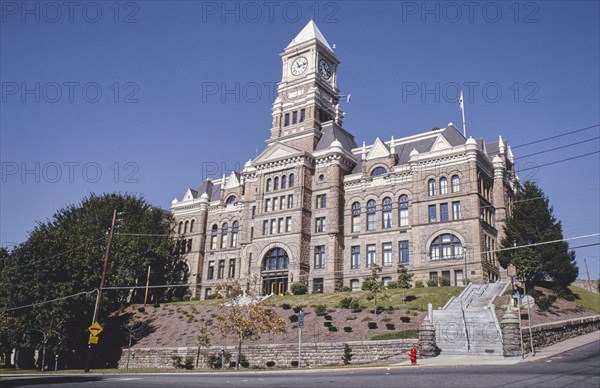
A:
[
  {"left": 286, "top": 20, "right": 333, "bottom": 52},
  {"left": 253, "top": 141, "right": 303, "bottom": 165}
]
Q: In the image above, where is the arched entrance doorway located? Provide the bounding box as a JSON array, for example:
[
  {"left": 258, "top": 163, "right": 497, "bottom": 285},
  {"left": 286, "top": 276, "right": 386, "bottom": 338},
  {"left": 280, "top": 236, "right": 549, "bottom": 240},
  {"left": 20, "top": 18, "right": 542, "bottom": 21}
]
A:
[{"left": 261, "top": 247, "right": 289, "bottom": 295}]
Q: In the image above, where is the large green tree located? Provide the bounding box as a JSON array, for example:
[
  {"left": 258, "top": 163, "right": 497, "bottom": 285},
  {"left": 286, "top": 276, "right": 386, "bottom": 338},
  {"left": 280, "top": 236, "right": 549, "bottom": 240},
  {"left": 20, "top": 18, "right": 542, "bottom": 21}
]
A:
[
  {"left": 0, "top": 193, "right": 188, "bottom": 368},
  {"left": 497, "top": 181, "right": 578, "bottom": 289}
]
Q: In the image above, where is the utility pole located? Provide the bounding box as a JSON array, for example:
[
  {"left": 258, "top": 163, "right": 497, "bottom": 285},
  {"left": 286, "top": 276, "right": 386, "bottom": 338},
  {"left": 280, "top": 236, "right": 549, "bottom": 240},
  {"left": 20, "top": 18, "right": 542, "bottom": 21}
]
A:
[
  {"left": 84, "top": 209, "right": 118, "bottom": 373},
  {"left": 583, "top": 257, "right": 593, "bottom": 293},
  {"left": 143, "top": 265, "right": 151, "bottom": 307}
]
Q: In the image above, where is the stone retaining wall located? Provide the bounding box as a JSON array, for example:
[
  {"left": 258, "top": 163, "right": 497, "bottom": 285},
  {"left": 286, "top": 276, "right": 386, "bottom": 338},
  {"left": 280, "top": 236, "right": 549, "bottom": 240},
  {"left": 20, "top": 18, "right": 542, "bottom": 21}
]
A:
[
  {"left": 521, "top": 315, "right": 599, "bottom": 353},
  {"left": 118, "top": 339, "right": 418, "bottom": 369}
]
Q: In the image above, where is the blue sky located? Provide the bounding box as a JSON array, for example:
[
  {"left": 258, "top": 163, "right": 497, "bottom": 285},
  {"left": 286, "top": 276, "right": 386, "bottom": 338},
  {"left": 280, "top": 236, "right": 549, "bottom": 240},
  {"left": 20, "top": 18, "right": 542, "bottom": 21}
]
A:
[{"left": 1, "top": 1, "right": 599, "bottom": 278}]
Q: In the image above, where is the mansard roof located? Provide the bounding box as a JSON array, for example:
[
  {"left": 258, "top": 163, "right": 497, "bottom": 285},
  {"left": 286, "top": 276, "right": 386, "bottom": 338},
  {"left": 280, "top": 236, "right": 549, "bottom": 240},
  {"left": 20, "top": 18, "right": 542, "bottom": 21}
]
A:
[{"left": 315, "top": 123, "right": 357, "bottom": 152}]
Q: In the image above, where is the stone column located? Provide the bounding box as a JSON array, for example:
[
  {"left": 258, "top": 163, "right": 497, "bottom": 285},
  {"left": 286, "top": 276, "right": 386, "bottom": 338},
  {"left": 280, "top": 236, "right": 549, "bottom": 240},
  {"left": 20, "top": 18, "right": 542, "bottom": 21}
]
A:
[
  {"left": 418, "top": 317, "right": 437, "bottom": 358},
  {"left": 501, "top": 310, "right": 521, "bottom": 357}
]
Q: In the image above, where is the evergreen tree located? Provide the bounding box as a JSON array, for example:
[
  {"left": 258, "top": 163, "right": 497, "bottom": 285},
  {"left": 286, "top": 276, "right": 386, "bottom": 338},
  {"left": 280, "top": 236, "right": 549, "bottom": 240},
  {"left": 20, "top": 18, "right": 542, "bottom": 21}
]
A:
[{"left": 497, "top": 181, "right": 578, "bottom": 289}]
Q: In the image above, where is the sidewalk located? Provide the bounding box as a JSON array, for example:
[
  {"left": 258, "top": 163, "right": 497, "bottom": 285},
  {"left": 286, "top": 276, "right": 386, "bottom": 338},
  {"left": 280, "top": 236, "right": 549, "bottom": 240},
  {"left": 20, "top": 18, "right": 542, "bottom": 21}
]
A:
[{"left": 394, "top": 330, "right": 600, "bottom": 367}]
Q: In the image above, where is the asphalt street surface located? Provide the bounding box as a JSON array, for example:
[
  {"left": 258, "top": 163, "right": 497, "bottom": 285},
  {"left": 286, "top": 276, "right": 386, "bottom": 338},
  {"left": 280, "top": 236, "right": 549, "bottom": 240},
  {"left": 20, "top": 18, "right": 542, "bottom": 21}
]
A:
[{"left": 1, "top": 341, "right": 598, "bottom": 388}]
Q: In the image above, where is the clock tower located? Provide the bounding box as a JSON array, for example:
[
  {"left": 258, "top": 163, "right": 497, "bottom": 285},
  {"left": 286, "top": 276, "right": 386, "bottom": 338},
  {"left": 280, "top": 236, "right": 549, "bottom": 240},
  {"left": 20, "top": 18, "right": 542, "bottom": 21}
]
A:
[{"left": 269, "top": 20, "right": 343, "bottom": 152}]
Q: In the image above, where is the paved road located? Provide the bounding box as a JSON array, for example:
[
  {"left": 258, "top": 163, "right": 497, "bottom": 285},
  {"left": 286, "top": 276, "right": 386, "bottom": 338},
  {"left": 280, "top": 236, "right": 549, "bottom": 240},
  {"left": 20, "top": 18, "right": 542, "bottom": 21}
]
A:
[{"left": 2, "top": 341, "right": 598, "bottom": 388}]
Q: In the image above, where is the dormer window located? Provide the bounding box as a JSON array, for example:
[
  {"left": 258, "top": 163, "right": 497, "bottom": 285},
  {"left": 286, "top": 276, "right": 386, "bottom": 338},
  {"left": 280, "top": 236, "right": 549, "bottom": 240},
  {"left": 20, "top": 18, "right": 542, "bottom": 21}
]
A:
[
  {"left": 371, "top": 167, "right": 387, "bottom": 177},
  {"left": 226, "top": 195, "right": 237, "bottom": 205}
]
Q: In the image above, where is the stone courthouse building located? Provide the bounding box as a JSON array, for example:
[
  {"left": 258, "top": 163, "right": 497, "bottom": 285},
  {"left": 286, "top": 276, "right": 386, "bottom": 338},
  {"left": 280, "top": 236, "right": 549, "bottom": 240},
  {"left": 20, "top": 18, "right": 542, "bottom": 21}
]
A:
[{"left": 171, "top": 22, "right": 518, "bottom": 299}]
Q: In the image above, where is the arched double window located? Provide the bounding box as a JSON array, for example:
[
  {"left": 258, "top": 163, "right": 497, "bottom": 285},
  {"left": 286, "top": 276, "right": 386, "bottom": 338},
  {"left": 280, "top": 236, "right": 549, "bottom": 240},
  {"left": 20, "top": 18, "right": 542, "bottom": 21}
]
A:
[
  {"left": 398, "top": 195, "right": 409, "bottom": 226},
  {"left": 430, "top": 234, "right": 463, "bottom": 261},
  {"left": 440, "top": 177, "right": 448, "bottom": 195},
  {"left": 351, "top": 202, "right": 361, "bottom": 233},
  {"left": 366, "top": 199, "right": 376, "bottom": 231},
  {"left": 382, "top": 197, "right": 392, "bottom": 229},
  {"left": 221, "top": 223, "right": 229, "bottom": 248},
  {"left": 451, "top": 175, "right": 460, "bottom": 192},
  {"left": 371, "top": 166, "right": 387, "bottom": 177},
  {"left": 428, "top": 179, "right": 436, "bottom": 196},
  {"left": 231, "top": 221, "right": 239, "bottom": 248},
  {"left": 262, "top": 248, "right": 289, "bottom": 271},
  {"left": 210, "top": 224, "right": 218, "bottom": 250}
]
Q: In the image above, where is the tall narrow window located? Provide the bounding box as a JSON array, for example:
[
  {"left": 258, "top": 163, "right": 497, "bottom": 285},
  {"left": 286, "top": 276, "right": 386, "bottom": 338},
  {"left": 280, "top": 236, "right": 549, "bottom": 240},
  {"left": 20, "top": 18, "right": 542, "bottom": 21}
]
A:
[
  {"left": 217, "top": 260, "right": 225, "bottom": 279},
  {"left": 440, "top": 177, "right": 448, "bottom": 194},
  {"left": 429, "top": 205, "right": 437, "bottom": 223},
  {"left": 228, "top": 259, "right": 236, "bottom": 278},
  {"left": 382, "top": 242, "right": 392, "bottom": 267},
  {"left": 278, "top": 218, "right": 284, "bottom": 233},
  {"left": 284, "top": 113, "right": 290, "bottom": 126},
  {"left": 271, "top": 219, "right": 276, "bottom": 234},
  {"left": 184, "top": 220, "right": 189, "bottom": 234},
  {"left": 292, "top": 111, "right": 298, "bottom": 124},
  {"left": 314, "top": 245, "right": 325, "bottom": 269},
  {"left": 286, "top": 217, "right": 292, "bottom": 232},
  {"left": 315, "top": 217, "right": 326, "bottom": 233},
  {"left": 351, "top": 202, "right": 361, "bottom": 232},
  {"left": 452, "top": 202, "right": 461, "bottom": 220},
  {"left": 207, "top": 261, "right": 214, "bottom": 280},
  {"left": 266, "top": 178, "right": 272, "bottom": 192},
  {"left": 351, "top": 246, "right": 360, "bottom": 269},
  {"left": 281, "top": 175, "right": 287, "bottom": 189},
  {"left": 274, "top": 177, "right": 279, "bottom": 191},
  {"left": 287, "top": 194, "right": 294, "bottom": 208},
  {"left": 210, "top": 224, "right": 218, "bottom": 250},
  {"left": 190, "top": 219, "right": 195, "bottom": 233},
  {"left": 451, "top": 175, "right": 460, "bottom": 192},
  {"left": 300, "top": 108, "right": 305, "bottom": 122},
  {"left": 399, "top": 195, "right": 409, "bottom": 226},
  {"left": 265, "top": 198, "right": 271, "bottom": 212},
  {"left": 178, "top": 222, "right": 183, "bottom": 234},
  {"left": 316, "top": 194, "right": 326, "bottom": 209},
  {"left": 440, "top": 203, "right": 449, "bottom": 222},
  {"left": 262, "top": 220, "right": 268, "bottom": 235},
  {"left": 231, "top": 221, "right": 239, "bottom": 247},
  {"left": 399, "top": 240, "right": 409, "bottom": 264},
  {"left": 366, "top": 244, "right": 376, "bottom": 268},
  {"left": 382, "top": 197, "right": 392, "bottom": 229},
  {"left": 273, "top": 197, "right": 279, "bottom": 211},
  {"left": 288, "top": 174, "right": 295, "bottom": 187},
  {"left": 367, "top": 199, "right": 376, "bottom": 231},
  {"left": 221, "top": 223, "right": 228, "bottom": 248},
  {"left": 428, "top": 179, "right": 436, "bottom": 196}
]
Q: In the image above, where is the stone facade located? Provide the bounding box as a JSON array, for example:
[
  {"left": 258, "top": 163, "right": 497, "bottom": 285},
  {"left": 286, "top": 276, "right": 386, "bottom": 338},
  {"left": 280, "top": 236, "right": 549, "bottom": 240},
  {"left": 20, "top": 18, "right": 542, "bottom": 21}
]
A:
[
  {"left": 171, "top": 21, "right": 518, "bottom": 299},
  {"left": 118, "top": 339, "right": 418, "bottom": 369}
]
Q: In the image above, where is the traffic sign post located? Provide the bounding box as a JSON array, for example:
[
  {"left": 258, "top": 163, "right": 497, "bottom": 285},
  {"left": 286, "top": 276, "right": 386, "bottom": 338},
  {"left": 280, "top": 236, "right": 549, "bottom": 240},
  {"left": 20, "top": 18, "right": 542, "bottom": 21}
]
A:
[
  {"left": 522, "top": 283, "right": 536, "bottom": 357},
  {"left": 88, "top": 322, "right": 103, "bottom": 337},
  {"left": 88, "top": 336, "right": 99, "bottom": 345}
]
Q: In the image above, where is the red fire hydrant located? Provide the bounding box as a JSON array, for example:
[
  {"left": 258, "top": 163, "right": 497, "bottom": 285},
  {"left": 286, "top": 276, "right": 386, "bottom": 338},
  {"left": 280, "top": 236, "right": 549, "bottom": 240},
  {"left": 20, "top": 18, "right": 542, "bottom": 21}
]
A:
[{"left": 410, "top": 347, "right": 417, "bottom": 365}]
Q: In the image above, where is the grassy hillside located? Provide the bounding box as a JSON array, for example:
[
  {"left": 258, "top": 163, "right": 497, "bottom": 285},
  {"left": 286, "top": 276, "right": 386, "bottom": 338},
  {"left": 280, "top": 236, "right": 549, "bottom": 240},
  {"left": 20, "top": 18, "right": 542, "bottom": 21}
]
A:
[{"left": 569, "top": 286, "right": 600, "bottom": 314}]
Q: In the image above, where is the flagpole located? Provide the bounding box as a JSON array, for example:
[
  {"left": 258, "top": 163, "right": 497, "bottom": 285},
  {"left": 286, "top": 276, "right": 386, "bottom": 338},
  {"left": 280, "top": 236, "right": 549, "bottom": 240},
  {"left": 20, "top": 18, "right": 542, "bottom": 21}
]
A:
[{"left": 460, "top": 90, "right": 467, "bottom": 137}]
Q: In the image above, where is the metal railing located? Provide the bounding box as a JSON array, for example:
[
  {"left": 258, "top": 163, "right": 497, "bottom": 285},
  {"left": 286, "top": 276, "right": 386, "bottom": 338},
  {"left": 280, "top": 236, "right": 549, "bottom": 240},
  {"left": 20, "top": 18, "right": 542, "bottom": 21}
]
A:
[{"left": 460, "top": 299, "right": 470, "bottom": 351}]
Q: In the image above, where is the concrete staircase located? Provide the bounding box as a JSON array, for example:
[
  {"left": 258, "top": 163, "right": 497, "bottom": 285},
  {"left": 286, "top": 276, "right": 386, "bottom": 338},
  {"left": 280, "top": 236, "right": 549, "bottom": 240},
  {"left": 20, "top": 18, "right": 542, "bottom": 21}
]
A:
[{"left": 432, "top": 281, "right": 509, "bottom": 356}]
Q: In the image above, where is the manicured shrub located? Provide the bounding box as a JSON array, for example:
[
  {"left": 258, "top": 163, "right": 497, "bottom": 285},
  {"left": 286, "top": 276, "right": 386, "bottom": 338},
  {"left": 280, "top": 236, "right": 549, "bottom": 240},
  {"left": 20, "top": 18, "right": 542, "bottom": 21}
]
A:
[
  {"left": 290, "top": 282, "right": 308, "bottom": 295},
  {"left": 281, "top": 303, "right": 292, "bottom": 310},
  {"left": 343, "top": 326, "right": 353, "bottom": 333},
  {"left": 314, "top": 304, "right": 327, "bottom": 316},
  {"left": 415, "top": 280, "right": 424, "bottom": 288},
  {"left": 367, "top": 322, "right": 378, "bottom": 329}
]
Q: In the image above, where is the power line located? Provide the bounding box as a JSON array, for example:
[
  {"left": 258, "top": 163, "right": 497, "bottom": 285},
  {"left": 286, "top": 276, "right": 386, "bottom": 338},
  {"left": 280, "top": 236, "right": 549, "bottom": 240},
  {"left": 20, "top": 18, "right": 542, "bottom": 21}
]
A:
[
  {"left": 517, "top": 150, "right": 600, "bottom": 172},
  {"left": 0, "top": 290, "right": 98, "bottom": 312},
  {"left": 516, "top": 136, "right": 600, "bottom": 159},
  {"left": 512, "top": 124, "right": 599, "bottom": 149}
]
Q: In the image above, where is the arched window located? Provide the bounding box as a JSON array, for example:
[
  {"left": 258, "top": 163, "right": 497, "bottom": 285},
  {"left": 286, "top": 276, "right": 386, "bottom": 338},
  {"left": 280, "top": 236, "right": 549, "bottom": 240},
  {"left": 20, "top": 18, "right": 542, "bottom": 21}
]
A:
[
  {"left": 226, "top": 195, "right": 237, "bottom": 205},
  {"left": 288, "top": 173, "right": 295, "bottom": 188},
  {"left": 367, "top": 199, "right": 376, "bottom": 231},
  {"left": 231, "top": 221, "right": 239, "bottom": 248},
  {"left": 351, "top": 202, "right": 361, "bottom": 233},
  {"left": 371, "top": 166, "right": 387, "bottom": 177},
  {"left": 221, "top": 223, "right": 229, "bottom": 248},
  {"left": 430, "top": 234, "right": 463, "bottom": 261},
  {"left": 210, "top": 224, "right": 218, "bottom": 250},
  {"left": 440, "top": 177, "right": 448, "bottom": 195},
  {"left": 382, "top": 197, "right": 392, "bottom": 229},
  {"left": 428, "top": 179, "right": 436, "bottom": 196},
  {"left": 399, "top": 195, "right": 409, "bottom": 226},
  {"left": 262, "top": 247, "right": 289, "bottom": 271},
  {"left": 190, "top": 219, "right": 195, "bottom": 233},
  {"left": 451, "top": 175, "right": 460, "bottom": 192},
  {"left": 266, "top": 178, "right": 272, "bottom": 192},
  {"left": 281, "top": 175, "right": 287, "bottom": 189},
  {"left": 178, "top": 221, "right": 183, "bottom": 234},
  {"left": 274, "top": 177, "right": 279, "bottom": 191},
  {"left": 184, "top": 220, "right": 189, "bottom": 233}
]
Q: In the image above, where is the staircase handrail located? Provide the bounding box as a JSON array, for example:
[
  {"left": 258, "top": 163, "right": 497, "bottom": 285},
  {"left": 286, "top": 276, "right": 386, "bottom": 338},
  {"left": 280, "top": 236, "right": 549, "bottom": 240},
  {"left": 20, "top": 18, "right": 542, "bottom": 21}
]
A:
[{"left": 460, "top": 299, "right": 470, "bottom": 351}]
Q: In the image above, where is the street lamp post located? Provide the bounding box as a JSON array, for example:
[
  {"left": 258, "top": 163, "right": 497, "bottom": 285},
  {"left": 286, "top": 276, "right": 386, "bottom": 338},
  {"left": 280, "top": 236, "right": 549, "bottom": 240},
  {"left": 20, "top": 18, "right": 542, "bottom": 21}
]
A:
[{"left": 298, "top": 309, "right": 304, "bottom": 369}]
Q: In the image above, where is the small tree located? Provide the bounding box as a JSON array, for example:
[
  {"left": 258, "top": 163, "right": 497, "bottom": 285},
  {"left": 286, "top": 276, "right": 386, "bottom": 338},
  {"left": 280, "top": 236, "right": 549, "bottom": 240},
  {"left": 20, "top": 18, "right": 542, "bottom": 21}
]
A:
[
  {"left": 195, "top": 327, "right": 211, "bottom": 368},
  {"left": 123, "top": 320, "right": 150, "bottom": 371},
  {"left": 341, "top": 343, "right": 353, "bottom": 365},
  {"left": 396, "top": 264, "right": 413, "bottom": 289},
  {"left": 361, "top": 265, "right": 387, "bottom": 311},
  {"left": 216, "top": 278, "right": 286, "bottom": 369}
]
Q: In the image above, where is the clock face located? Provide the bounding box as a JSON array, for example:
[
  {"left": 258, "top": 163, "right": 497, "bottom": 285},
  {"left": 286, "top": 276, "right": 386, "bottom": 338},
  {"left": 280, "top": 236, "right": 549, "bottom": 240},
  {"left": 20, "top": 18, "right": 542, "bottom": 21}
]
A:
[
  {"left": 290, "top": 57, "right": 308, "bottom": 76},
  {"left": 319, "top": 59, "right": 331, "bottom": 79}
]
